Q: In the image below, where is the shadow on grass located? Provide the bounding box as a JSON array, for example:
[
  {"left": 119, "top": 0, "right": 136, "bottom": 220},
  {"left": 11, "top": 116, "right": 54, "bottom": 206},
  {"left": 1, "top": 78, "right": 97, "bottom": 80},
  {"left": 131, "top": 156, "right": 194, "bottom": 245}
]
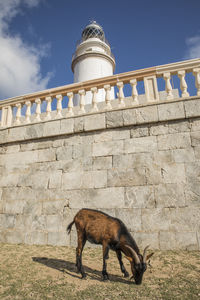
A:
[{"left": 32, "top": 257, "right": 132, "bottom": 285}]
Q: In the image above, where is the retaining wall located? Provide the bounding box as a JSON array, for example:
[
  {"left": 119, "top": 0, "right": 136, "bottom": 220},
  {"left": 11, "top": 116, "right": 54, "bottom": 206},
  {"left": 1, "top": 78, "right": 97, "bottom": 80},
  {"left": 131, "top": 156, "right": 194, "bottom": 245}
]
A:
[{"left": 0, "top": 97, "right": 200, "bottom": 250}]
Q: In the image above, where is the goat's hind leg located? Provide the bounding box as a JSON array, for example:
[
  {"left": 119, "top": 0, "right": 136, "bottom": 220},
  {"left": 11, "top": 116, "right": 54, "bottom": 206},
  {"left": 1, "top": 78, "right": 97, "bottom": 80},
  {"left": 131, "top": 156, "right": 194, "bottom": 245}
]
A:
[
  {"left": 116, "top": 250, "right": 129, "bottom": 278},
  {"left": 76, "top": 232, "right": 86, "bottom": 279}
]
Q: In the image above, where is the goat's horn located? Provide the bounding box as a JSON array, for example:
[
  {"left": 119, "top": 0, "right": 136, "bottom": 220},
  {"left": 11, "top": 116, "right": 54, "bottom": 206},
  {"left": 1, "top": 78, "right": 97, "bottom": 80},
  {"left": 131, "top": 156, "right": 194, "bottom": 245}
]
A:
[
  {"left": 143, "top": 245, "right": 150, "bottom": 263},
  {"left": 125, "top": 245, "right": 140, "bottom": 264}
]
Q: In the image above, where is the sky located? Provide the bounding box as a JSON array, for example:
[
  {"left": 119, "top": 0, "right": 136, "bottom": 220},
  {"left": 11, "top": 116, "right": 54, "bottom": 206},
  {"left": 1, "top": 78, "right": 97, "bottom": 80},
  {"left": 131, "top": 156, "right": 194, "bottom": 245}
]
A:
[{"left": 0, "top": 0, "right": 200, "bottom": 100}]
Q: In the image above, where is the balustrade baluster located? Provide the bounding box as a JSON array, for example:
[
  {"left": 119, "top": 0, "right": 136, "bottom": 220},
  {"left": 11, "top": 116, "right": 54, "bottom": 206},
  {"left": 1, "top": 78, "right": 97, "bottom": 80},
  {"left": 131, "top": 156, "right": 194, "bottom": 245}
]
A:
[
  {"left": 163, "top": 72, "right": 174, "bottom": 100},
  {"left": 45, "top": 96, "right": 52, "bottom": 120},
  {"left": 55, "top": 94, "right": 63, "bottom": 118},
  {"left": 78, "top": 89, "right": 86, "bottom": 114},
  {"left": 35, "top": 98, "right": 41, "bottom": 122},
  {"left": 117, "top": 82, "right": 125, "bottom": 107},
  {"left": 130, "top": 79, "right": 139, "bottom": 104},
  {"left": 104, "top": 84, "right": 112, "bottom": 110},
  {"left": 14, "top": 103, "right": 21, "bottom": 125},
  {"left": 66, "top": 92, "right": 74, "bottom": 116},
  {"left": 91, "top": 87, "right": 98, "bottom": 112},
  {"left": 193, "top": 68, "right": 200, "bottom": 96},
  {"left": 25, "top": 101, "right": 31, "bottom": 123},
  {"left": 178, "top": 70, "right": 189, "bottom": 97}
]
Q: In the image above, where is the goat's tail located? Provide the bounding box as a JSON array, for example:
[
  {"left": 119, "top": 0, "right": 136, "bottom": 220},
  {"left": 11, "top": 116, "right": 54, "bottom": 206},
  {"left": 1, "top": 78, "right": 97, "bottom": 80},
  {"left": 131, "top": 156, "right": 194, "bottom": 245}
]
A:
[{"left": 67, "top": 220, "right": 75, "bottom": 234}]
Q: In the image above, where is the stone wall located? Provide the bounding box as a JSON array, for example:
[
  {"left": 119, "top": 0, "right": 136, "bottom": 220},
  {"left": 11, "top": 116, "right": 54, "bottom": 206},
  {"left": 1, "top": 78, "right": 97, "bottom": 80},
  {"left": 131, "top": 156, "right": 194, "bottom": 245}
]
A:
[{"left": 0, "top": 97, "right": 200, "bottom": 250}]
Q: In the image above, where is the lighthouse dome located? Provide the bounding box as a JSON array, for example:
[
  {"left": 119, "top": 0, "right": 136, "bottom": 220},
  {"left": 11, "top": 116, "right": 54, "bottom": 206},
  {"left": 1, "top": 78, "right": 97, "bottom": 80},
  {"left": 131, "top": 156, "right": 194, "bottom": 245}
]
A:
[{"left": 81, "top": 21, "right": 105, "bottom": 42}]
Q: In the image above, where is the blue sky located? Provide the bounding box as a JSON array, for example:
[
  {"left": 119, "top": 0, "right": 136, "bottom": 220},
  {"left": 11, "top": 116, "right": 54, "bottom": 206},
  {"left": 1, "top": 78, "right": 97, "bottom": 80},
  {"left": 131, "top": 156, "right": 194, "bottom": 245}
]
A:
[{"left": 0, "top": 0, "right": 200, "bottom": 100}]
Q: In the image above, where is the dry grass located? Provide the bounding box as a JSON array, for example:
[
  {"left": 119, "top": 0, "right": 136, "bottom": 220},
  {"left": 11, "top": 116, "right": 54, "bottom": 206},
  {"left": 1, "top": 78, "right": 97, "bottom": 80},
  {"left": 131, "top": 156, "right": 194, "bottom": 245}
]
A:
[{"left": 0, "top": 243, "right": 199, "bottom": 299}]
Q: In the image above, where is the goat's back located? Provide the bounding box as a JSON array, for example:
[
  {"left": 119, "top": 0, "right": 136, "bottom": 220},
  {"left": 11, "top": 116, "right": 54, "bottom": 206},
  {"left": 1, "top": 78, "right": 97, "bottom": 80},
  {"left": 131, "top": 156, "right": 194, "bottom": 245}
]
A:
[{"left": 74, "top": 209, "right": 121, "bottom": 245}]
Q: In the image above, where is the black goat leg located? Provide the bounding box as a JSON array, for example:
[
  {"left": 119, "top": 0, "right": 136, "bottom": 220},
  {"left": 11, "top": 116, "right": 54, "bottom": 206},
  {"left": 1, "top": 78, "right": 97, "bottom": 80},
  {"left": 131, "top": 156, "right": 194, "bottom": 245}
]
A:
[
  {"left": 102, "top": 243, "right": 109, "bottom": 280},
  {"left": 116, "top": 250, "right": 129, "bottom": 278}
]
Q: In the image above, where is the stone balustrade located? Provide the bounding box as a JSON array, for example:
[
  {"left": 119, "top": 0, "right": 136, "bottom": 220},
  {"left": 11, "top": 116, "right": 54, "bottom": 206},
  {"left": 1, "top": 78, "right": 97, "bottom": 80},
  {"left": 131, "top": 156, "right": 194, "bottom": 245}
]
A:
[{"left": 0, "top": 58, "right": 200, "bottom": 128}]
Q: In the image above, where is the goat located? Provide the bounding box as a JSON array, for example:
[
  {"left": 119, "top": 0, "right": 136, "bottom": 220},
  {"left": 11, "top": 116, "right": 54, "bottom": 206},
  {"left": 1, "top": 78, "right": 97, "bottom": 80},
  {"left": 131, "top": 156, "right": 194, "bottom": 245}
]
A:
[{"left": 67, "top": 208, "right": 154, "bottom": 285}]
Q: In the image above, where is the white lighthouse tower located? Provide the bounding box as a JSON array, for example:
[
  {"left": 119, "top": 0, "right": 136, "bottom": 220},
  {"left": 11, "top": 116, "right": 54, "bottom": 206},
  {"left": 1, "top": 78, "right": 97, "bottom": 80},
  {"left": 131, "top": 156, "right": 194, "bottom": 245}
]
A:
[{"left": 71, "top": 21, "right": 116, "bottom": 105}]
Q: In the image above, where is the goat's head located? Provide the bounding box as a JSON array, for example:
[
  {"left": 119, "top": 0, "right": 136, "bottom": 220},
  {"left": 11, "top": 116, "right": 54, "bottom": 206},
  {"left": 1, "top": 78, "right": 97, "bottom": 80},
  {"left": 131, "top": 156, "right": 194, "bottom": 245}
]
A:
[{"left": 125, "top": 245, "right": 154, "bottom": 285}]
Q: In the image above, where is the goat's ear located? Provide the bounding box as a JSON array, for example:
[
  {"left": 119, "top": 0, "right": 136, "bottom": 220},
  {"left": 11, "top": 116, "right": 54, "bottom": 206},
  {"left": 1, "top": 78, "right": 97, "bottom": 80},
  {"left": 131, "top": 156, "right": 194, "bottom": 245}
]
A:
[
  {"left": 124, "top": 256, "right": 133, "bottom": 262},
  {"left": 146, "top": 252, "right": 154, "bottom": 261}
]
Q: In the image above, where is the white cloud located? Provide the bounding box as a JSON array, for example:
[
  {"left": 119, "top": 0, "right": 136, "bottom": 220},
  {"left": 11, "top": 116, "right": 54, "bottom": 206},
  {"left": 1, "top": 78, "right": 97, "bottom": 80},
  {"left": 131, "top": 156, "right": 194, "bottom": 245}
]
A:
[
  {"left": 184, "top": 34, "right": 200, "bottom": 59},
  {"left": 0, "top": 0, "right": 51, "bottom": 100}
]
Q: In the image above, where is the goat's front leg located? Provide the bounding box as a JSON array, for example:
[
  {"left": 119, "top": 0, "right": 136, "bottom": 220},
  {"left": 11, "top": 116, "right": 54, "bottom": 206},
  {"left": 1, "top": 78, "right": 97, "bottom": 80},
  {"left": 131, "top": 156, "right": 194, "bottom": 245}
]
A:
[
  {"left": 76, "top": 232, "right": 86, "bottom": 278},
  {"left": 116, "top": 250, "right": 129, "bottom": 278},
  {"left": 102, "top": 242, "right": 109, "bottom": 280}
]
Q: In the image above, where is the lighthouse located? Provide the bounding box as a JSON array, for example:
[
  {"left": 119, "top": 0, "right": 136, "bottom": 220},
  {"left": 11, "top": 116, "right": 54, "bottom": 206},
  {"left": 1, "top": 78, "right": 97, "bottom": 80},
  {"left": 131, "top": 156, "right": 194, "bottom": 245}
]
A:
[{"left": 71, "top": 21, "right": 115, "bottom": 105}]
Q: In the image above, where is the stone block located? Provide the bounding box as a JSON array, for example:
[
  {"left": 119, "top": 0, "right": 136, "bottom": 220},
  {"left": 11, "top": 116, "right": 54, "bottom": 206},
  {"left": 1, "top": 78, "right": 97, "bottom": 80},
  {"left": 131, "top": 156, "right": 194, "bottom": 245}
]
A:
[
  {"left": 48, "top": 171, "right": 62, "bottom": 189},
  {"left": 175, "top": 232, "right": 198, "bottom": 250},
  {"left": 92, "top": 140, "right": 124, "bottom": 157},
  {"left": 93, "top": 156, "right": 112, "bottom": 170},
  {"left": 72, "top": 143, "right": 92, "bottom": 159},
  {"left": 23, "top": 200, "right": 42, "bottom": 215},
  {"left": 158, "top": 101, "right": 185, "bottom": 121},
  {"left": 2, "top": 187, "right": 35, "bottom": 202},
  {"left": 0, "top": 129, "right": 8, "bottom": 144},
  {"left": 123, "top": 109, "right": 137, "bottom": 126},
  {"left": 106, "top": 110, "right": 123, "bottom": 128},
  {"left": 5, "top": 144, "right": 20, "bottom": 154},
  {"left": 157, "top": 132, "right": 191, "bottom": 150},
  {"left": 171, "top": 148, "right": 195, "bottom": 163},
  {"left": 7, "top": 126, "right": 26, "bottom": 142},
  {"left": 168, "top": 120, "right": 191, "bottom": 133},
  {"left": 25, "top": 123, "right": 44, "bottom": 139},
  {"left": 107, "top": 168, "right": 146, "bottom": 187},
  {"left": 4, "top": 230, "right": 24, "bottom": 244},
  {"left": 74, "top": 117, "right": 84, "bottom": 133},
  {"left": 31, "top": 215, "right": 46, "bottom": 231},
  {"left": 135, "top": 105, "right": 158, "bottom": 124},
  {"left": 46, "top": 215, "right": 63, "bottom": 232},
  {"left": 159, "top": 231, "right": 176, "bottom": 250},
  {"left": 115, "top": 208, "right": 142, "bottom": 231},
  {"left": 142, "top": 208, "right": 171, "bottom": 231},
  {"left": 130, "top": 126, "right": 149, "bottom": 138},
  {"left": 62, "top": 171, "right": 83, "bottom": 190},
  {"left": 185, "top": 162, "right": 200, "bottom": 181},
  {"left": 125, "top": 186, "right": 155, "bottom": 208},
  {"left": 37, "top": 149, "right": 56, "bottom": 163},
  {"left": 154, "top": 183, "right": 186, "bottom": 208},
  {"left": 184, "top": 181, "right": 200, "bottom": 207},
  {"left": 68, "top": 187, "right": 125, "bottom": 209},
  {"left": 43, "top": 120, "right": 60, "bottom": 137},
  {"left": 149, "top": 123, "right": 168, "bottom": 136},
  {"left": 113, "top": 153, "right": 154, "bottom": 170},
  {"left": 170, "top": 207, "right": 200, "bottom": 232},
  {"left": 112, "top": 128, "right": 130, "bottom": 140},
  {"left": 0, "top": 214, "right": 16, "bottom": 229},
  {"left": 56, "top": 146, "right": 73, "bottom": 161},
  {"left": 62, "top": 158, "right": 82, "bottom": 172},
  {"left": 15, "top": 215, "right": 32, "bottom": 230},
  {"left": 84, "top": 114, "right": 105, "bottom": 131},
  {"left": 93, "top": 131, "right": 112, "bottom": 143},
  {"left": 184, "top": 98, "right": 200, "bottom": 118},
  {"left": 194, "top": 146, "right": 200, "bottom": 160},
  {"left": 43, "top": 200, "right": 68, "bottom": 215},
  {"left": 19, "top": 171, "right": 49, "bottom": 189},
  {"left": 190, "top": 119, "right": 200, "bottom": 132},
  {"left": 48, "top": 231, "right": 69, "bottom": 246},
  {"left": 124, "top": 136, "right": 157, "bottom": 154},
  {"left": 82, "top": 170, "right": 107, "bottom": 189},
  {"left": 3, "top": 200, "right": 26, "bottom": 214},
  {"left": 191, "top": 131, "right": 200, "bottom": 147},
  {"left": 60, "top": 118, "right": 74, "bottom": 134},
  {"left": 133, "top": 232, "right": 159, "bottom": 250},
  {"left": 30, "top": 231, "right": 47, "bottom": 245},
  {"left": 160, "top": 163, "right": 186, "bottom": 184}
]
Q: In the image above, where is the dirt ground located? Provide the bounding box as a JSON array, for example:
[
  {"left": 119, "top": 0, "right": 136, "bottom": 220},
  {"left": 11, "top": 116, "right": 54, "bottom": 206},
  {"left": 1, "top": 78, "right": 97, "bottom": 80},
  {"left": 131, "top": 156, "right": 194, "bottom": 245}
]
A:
[{"left": 0, "top": 243, "right": 199, "bottom": 299}]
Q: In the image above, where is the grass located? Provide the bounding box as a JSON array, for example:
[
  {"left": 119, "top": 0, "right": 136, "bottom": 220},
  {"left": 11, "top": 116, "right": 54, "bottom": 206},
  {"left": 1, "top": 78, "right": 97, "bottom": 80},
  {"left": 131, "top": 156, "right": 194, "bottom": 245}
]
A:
[{"left": 0, "top": 244, "right": 199, "bottom": 299}]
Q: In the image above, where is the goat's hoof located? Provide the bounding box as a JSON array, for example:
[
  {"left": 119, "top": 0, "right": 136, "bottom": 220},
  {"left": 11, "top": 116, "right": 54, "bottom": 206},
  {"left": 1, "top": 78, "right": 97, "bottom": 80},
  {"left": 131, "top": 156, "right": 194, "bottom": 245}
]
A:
[
  {"left": 102, "top": 274, "right": 109, "bottom": 281},
  {"left": 81, "top": 273, "right": 86, "bottom": 279},
  {"left": 124, "top": 271, "right": 129, "bottom": 278}
]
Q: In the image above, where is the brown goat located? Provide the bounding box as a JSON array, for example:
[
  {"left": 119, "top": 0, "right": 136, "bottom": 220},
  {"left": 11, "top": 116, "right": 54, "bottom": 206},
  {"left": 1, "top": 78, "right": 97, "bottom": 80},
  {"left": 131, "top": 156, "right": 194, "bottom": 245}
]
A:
[{"left": 67, "top": 208, "right": 153, "bottom": 284}]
